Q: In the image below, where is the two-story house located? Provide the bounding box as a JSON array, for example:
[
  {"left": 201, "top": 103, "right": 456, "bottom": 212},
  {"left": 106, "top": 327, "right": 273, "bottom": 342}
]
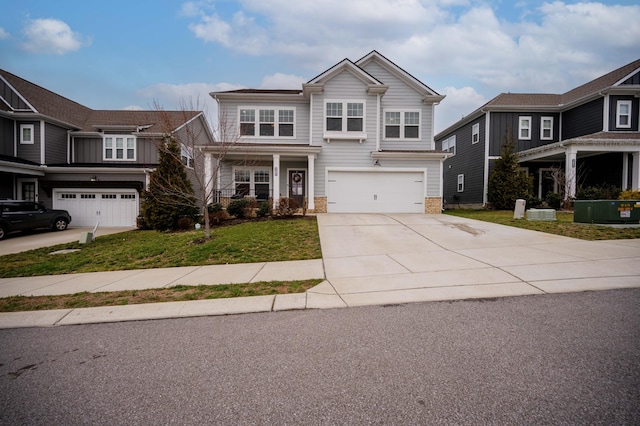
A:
[
  {"left": 435, "top": 58, "right": 640, "bottom": 209},
  {"left": 202, "top": 51, "right": 448, "bottom": 214},
  {"left": 0, "top": 69, "right": 214, "bottom": 227}
]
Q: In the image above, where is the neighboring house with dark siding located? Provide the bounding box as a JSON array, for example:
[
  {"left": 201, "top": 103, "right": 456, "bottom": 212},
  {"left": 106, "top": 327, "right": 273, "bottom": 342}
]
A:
[
  {"left": 0, "top": 69, "right": 214, "bottom": 227},
  {"left": 435, "top": 59, "right": 640, "bottom": 209},
  {"left": 202, "top": 51, "right": 448, "bottom": 214}
]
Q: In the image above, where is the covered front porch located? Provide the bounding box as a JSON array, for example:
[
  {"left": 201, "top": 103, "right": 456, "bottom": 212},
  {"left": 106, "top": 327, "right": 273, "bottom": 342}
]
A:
[
  {"left": 201, "top": 144, "right": 322, "bottom": 210},
  {"left": 518, "top": 132, "right": 640, "bottom": 199}
]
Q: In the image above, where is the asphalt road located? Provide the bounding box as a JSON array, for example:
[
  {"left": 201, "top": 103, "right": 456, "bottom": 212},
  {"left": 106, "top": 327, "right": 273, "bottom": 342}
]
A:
[{"left": 1, "top": 289, "right": 639, "bottom": 425}]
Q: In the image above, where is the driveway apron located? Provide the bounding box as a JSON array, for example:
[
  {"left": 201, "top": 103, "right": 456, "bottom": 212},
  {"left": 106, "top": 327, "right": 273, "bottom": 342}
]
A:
[{"left": 314, "top": 213, "right": 640, "bottom": 307}]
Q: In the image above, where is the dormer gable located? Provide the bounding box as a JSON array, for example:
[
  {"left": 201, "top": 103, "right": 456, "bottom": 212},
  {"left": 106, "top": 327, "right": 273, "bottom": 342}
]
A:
[
  {"left": 356, "top": 50, "right": 443, "bottom": 103},
  {"left": 303, "top": 58, "right": 388, "bottom": 97}
]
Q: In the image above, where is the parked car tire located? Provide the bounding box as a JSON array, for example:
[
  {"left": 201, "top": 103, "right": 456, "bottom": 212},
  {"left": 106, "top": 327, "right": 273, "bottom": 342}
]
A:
[
  {"left": 0, "top": 226, "right": 6, "bottom": 240},
  {"left": 53, "top": 218, "right": 69, "bottom": 231}
]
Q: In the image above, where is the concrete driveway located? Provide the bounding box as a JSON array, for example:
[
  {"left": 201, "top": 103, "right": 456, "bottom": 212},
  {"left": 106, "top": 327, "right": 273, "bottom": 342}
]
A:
[
  {"left": 0, "top": 227, "right": 134, "bottom": 256},
  {"left": 314, "top": 213, "right": 640, "bottom": 307}
]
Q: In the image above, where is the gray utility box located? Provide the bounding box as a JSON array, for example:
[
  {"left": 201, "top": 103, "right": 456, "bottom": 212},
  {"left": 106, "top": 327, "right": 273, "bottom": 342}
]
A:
[{"left": 574, "top": 200, "right": 640, "bottom": 224}]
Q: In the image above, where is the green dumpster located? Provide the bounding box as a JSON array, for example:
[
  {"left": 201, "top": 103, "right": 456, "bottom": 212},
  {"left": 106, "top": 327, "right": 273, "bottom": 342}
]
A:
[{"left": 574, "top": 200, "right": 640, "bottom": 224}]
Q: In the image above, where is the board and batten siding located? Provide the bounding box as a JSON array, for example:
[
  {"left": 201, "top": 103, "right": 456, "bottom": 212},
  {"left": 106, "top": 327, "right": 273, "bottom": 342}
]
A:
[
  {"left": 361, "top": 60, "right": 435, "bottom": 151},
  {"left": 73, "top": 137, "right": 159, "bottom": 164},
  {"left": 44, "top": 123, "right": 68, "bottom": 164},
  {"left": 311, "top": 70, "right": 378, "bottom": 197},
  {"left": 440, "top": 118, "right": 486, "bottom": 205},
  {"left": 609, "top": 95, "right": 639, "bottom": 131},
  {"left": 0, "top": 117, "right": 13, "bottom": 156},
  {"left": 562, "top": 99, "right": 603, "bottom": 140},
  {"left": 15, "top": 121, "right": 40, "bottom": 163},
  {"left": 218, "top": 98, "right": 310, "bottom": 145}
]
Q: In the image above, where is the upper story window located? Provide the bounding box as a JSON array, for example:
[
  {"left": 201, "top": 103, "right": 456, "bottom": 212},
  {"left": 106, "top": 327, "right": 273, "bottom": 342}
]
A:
[
  {"left": 441, "top": 135, "right": 456, "bottom": 155},
  {"left": 472, "top": 123, "right": 479, "bottom": 144},
  {"left": 181, "top": 145, "right": 194, "bottom": 168},
  {"left": 384, "top": 110, "right": 420, "bottom": 139},
  {"left": 239, "top": 107, "right": 296, "bottom": 138},
  {"left": 541, "top": 117, "right": 553, "bottom": 140},
  {"left": 325, "top": 100, "right": 364, "bottom": 133},
  {"left": 20, "top": 124, "right": 34, "bottom": 144},
  {"left": 104, "top": 135, "right": 136, "bottom": 161},
  {"left": 519, "top": 116, "right": 531, "bottom": 140},
  {"left": 616, "top": 100, "right": 632, "bottom": 128}
]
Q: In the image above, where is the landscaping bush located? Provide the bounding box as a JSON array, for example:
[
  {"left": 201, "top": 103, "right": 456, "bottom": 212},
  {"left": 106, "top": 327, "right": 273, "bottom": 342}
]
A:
[
  {"left": 257, "top": 201, "right": 271, "bottom": 218},
  {"left": 576, "top": 185, "right": 620, "bottom": 200},
  {"left": 618, "top": 189, "right": 640, "bottom": 200},
  {"left": 176, "top": 216, "right": 194, "bottom": 230},
  {"left": 208, "top": 210, "right": 229, "bottom": 225},
  {"left": 275, "top": 198, "right": 299, "bottom": 217},
  {"left": 207, "top": 203, "right": 223, "bottom": 213},
  {"left": 544, "top": 192, "right": 562, "bottom": 209},
  {"left": 227, "top": 198, "right": 249, "bottom": 218}
]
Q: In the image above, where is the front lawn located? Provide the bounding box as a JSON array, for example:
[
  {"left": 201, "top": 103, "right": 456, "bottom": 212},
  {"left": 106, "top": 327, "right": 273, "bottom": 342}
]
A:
[
  {"left": 1, "top": 217, "right": 321, "bottom": 278},
  {"left": 444, "top": 210, "right": 640, "bottom": 240}
]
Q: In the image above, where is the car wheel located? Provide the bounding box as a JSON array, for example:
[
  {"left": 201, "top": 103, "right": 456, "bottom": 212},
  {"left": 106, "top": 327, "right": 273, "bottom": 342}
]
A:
[
  {"left": 0, "top": 226, "right": 5, "bottom": 240},
  {"left": 53, "top": 218, "right": 68, "bottom": 231}
]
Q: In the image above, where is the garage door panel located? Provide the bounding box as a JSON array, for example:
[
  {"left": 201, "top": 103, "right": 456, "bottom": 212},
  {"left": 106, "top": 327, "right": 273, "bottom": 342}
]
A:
[
  {"left": 327, "top": 171, "right": 424, "bottom": 213},
  {"left": 54, "top": 190, "right": 138, "bottom": 227}
]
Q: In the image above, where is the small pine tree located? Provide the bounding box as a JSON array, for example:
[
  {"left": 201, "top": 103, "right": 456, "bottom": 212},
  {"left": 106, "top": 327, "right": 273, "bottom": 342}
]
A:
[
  {"left": 488, "top": 131, "right": 533, "bottom": 210},
  {"left": 141, "top": 136, "right": 198, "bottom": 230}
]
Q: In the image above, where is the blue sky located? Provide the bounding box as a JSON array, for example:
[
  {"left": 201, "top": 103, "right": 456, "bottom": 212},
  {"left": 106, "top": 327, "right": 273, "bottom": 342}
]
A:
[{"left": 1, "top": 0, "right": 639, "bottom": 133}]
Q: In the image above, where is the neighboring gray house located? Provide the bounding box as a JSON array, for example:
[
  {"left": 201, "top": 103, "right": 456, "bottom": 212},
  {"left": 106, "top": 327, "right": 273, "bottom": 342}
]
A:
[
  {"left": 0, "top": 69, "right": 214, "bottom": 227},
  {"left": 435, "top": 58, "right": 640, "bottom": 209},
  {"left": 203, "top": 51, "right": 448, "bottom": 213}
]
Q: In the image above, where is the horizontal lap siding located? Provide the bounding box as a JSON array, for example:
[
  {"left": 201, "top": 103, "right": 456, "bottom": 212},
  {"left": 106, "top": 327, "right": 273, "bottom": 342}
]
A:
[
  {"left": 362, "top": 61, "right": 434, "bottom": 151},
  {"left": 219, "top": 98, "right": 310, "bottom": 145},
  {"left": 0, "top": 117, "right": 13, "bottom": 156},
  {"left": 73, "top": 137, "right": 159, "bottom": 164},
  {"left": 312, "top": 71, "right": 377, "bottom": 197},
  {"left": 609, "top": 95, "right": 639, "bottom": 131},
  {"left": 15, "top": 121, "right": 40, "bottom": 163}
]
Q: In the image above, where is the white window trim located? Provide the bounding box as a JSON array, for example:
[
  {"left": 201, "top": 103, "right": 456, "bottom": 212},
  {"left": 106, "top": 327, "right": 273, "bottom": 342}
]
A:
[
  {"left": 519, "top": 116, "right": 532, "bottom": 140},
  {"left": 540, "top": 116, "right": 553, "bottom": 140},
  {"left": 323, "top": 99, "right": 367, "bottom": 142},
  {"left": 616, "top": 100, "right": 632, "bottom": 129},
  {"left": 442, "top": 135, "right": 456, "bottom": 156},
  {"left": 20, "top": 124, "right": 34, "bottom": 144},
  {"left": 103, "top": 135, "right": 137, "bottom": 161},
  {"left": 181, "top": 145, "right": 194, "bottom": 169},
  {"left": 238, "top": 106, "right": 296, "bottom": 139},
  {"left": 457, "top": 174, "right": 464, "bottom": 192},
  {"left": 383, "top": 109, "right": 421, "bottom": 140},
  {"left": 471, "top": 123, "right": 479, "bottom": 144},
  {"left": 232, "top": 166, "right": 272, "bottom": 198}
]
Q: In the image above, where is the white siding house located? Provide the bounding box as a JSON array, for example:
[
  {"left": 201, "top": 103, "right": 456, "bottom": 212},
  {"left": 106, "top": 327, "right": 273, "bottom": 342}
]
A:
[{"left": 203, "top": 51, "right": 449, "bottom": 214}]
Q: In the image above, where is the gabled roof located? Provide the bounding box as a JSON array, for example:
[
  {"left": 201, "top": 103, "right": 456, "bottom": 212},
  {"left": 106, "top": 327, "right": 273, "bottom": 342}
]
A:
[
  {"left": 306, "top": 57, "right": 384, "bottom": 87},
  {"left": 0, "top": 68, "right": 205, "bottom": 135},
  {"left": 356, "top": 50, "right": 442, "bottom": 97}
]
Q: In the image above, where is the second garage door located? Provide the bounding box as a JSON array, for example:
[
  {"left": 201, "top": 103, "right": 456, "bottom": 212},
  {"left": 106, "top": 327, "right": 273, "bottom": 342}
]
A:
[
  {"left": 53, "top": 189, "right": 139, "bottom": 227},
  {"left": 327, "top": 170, "right": 425, "bottom": 213}
]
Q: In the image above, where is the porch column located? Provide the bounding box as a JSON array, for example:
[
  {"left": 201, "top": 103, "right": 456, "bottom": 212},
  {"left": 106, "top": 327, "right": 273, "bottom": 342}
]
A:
[
  {"left": 272, "top": 154, "right": 280, "bottom": 209},
  {"left": 204, "top": 152, "right": 213, "bottom": 204},
  {"left": 565, "top": 146, "right": 578, "bottom": 199},
  {"left": 632, "top": 152, "right": 640, "bottom": 191},
  {"left": 307, "top": 154, "right": 315, "bottom": 210},
  {"left": 622, "top": 153, "right": 629, "bottom": 190}
]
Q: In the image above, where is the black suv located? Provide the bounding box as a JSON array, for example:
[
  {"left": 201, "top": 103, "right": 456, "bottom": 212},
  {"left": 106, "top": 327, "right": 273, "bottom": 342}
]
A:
[{"left": 0, "top": 200, "right": 72, "bottom": 240}]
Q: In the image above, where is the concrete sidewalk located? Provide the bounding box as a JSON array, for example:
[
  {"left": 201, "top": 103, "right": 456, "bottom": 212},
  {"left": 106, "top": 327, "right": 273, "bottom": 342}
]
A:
[{"left": 1, "top": 213, "right": 640, "bottom": 328}]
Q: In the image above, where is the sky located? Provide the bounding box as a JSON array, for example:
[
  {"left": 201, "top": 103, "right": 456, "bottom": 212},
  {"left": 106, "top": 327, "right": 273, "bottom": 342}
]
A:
[{"left": 1, "top": 0, "right": 639, "bottom": 134}]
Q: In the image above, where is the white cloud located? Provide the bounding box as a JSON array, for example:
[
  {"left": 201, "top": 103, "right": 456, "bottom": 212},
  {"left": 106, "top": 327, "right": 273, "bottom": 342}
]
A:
[
  {"left": 436, "top": 86, "right": 488, "bottom": 134},
  {"left": 21, "top": 18, "right": 89, "bottom": 55},
  {"left": 0, "top": 27, "right": 9, "bottom": 39},
  {"left": 260, "top": 73, "right": 306, "bottom": 89},
  {"left": 182, "top": 0, "right": 640, "bottom": 130}
]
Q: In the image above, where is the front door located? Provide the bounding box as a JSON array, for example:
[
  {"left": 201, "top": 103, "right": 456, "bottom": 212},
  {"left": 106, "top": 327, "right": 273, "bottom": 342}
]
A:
[
  {"left": 288, "top": 170, "right": 305, "bottom": 207},
  {"left": 17, "top": 179, "right": 37, "bottom": 202}
]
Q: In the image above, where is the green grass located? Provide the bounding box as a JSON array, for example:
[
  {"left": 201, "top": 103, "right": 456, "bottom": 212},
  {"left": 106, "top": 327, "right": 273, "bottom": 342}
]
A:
[
  {"left": 0, "top": 279, "right": 323, "bottom": 312},
  {"left": 444, "top": 209, "right": 640, "bottom": 240},
  {"left": 0, "top": 217, "right": 321, "bottom": 278}
]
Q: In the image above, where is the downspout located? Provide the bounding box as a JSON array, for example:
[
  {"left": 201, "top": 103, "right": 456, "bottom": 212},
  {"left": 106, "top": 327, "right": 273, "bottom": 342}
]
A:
[
  {"left": 482, "top": 109, "right": 490, "bottom": 206},
  {"left": 376, "top": 93, "right": 381, "bottom": 152}
]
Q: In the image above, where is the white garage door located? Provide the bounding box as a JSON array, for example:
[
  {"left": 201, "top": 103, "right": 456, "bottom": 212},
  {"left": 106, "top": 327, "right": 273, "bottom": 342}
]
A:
[
  {"left": 53, "top": 189, "right": 139, "bottom": 227},
  {"left": 327, "top": 170, "right": 425, "bottom": 213}
]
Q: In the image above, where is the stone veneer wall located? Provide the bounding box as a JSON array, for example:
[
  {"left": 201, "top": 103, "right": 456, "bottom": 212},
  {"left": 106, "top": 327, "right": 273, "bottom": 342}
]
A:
[
  {"left": 425, "top": 197, "right": 443, "bottom": 214},
  {"left": 313, "top": 197, "right": 327, "bottom": 213}
]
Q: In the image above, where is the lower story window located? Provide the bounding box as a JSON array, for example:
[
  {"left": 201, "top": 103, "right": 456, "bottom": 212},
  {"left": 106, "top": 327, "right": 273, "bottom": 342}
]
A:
[
  {"left": 457, "top": 174, "right": 464, "bottom": 192},
  {"left": 234, "top": 168, "right": 271, "bottom": 198}
]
